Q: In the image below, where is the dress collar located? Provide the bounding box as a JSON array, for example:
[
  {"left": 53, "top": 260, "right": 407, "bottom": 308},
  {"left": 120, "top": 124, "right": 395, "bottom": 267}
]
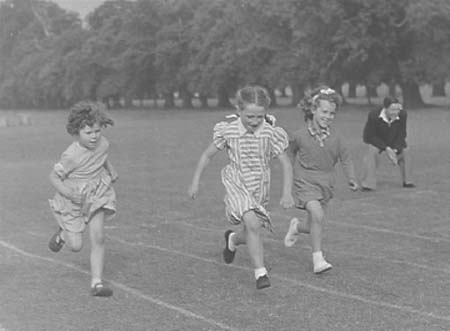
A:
[
  {"left": 238, "top": 118, "right": 263, "bottom": 137},
  {"left": 307, "top": 121, "right": 330, "bottom": 147}
]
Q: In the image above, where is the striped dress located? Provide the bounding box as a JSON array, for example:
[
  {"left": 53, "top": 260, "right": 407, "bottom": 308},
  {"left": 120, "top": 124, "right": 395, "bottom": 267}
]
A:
[{"left": 213, "top": 118, "right": 288, "bottom": 230}]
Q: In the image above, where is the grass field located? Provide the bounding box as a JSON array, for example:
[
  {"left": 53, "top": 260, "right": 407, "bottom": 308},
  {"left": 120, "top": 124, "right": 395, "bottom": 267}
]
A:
[{"left": 1, "top": 102, "right": 450, "bottom": 331}]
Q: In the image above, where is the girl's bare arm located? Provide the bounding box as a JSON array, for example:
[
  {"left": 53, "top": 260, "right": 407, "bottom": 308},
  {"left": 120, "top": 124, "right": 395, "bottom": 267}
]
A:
[{"left": 188, "top": 142, "right": 220, "bottom": 199}]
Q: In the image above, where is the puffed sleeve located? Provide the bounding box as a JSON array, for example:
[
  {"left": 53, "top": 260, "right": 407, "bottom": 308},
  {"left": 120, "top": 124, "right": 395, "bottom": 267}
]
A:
[
  {"left": 213, "top": 121, "right": 228, "bottom": 150},
  {"left": 53, "top": 152, "right": 77, "bottom": 179},
  {"left": 270, "top": 126, "right": 289, "bottom": 158}
]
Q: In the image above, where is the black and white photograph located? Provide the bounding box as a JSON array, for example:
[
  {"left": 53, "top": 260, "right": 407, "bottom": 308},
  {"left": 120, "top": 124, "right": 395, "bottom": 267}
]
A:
[{"left": 0, "top": 0, "right": 450, "bottom": 330}]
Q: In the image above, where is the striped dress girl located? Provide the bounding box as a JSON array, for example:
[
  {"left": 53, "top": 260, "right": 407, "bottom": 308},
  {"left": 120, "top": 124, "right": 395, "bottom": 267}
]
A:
[{"left": 213, "top": 117, "right": 288, "bottom": 230}]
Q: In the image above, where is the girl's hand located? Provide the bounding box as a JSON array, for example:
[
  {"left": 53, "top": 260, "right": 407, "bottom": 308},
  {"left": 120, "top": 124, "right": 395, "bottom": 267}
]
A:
[
  {"left": 110, "top": 170, "right": 119, "bottom": 183},
  {"left": 188, "top": 182, "right": 199, "bottom": 199},
  {"left": 67, "top": 190, "right": 84, "bottom": 204},
  {"left": 348, "top": 180, "right": 359, "bottom": 191},
  {"left": 280, "top": 193, "right": 295, "bottom": 209}
]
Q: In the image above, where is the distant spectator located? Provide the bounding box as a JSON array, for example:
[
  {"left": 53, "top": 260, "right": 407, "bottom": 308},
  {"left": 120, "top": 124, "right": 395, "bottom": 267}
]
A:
[{"left": 361, "top": 96, "right": 415, "bottom": 191}]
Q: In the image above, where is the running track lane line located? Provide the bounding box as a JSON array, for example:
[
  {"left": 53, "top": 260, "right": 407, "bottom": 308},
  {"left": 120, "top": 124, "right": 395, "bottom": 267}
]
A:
[
  {"left": 107, "top": 234, "right": 450, "bottom": 324},
  {"left": 0, "top": 239, "right": 239, "bottom": 331},
  {"left": 139, "top": 220, "right": 450, "bottom": 275}
]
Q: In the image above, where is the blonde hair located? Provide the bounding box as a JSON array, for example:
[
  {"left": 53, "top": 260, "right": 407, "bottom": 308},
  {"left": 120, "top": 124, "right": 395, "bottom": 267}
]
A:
[{"left": 298, "top": 85, "right": 342, "bottom": 121}]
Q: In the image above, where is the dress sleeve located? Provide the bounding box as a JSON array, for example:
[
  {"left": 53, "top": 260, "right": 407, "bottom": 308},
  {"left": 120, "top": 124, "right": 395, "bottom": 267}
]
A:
[
  {"left": 270, "top": 126, "right": 289, "bottom": 158},
  {"left": 53, "top": 151, "right": 77, "bottom": 179},
  {"left": 213, "top": 121, "right": 228, "bottom": 150}
]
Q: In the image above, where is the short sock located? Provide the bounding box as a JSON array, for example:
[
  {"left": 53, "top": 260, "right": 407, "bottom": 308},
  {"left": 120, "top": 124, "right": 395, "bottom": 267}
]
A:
[
  {"left": 254, "top": 267, "right": 268, "bottom": 279},
  {"left": 91, "top": 278, "right": 102, "bottom": 287},
  {"left": 228, "top": 232, "right": 236, "bottom": 252},
  {"left": 312, "top": 251, "right": 324, "bottom": 264}
]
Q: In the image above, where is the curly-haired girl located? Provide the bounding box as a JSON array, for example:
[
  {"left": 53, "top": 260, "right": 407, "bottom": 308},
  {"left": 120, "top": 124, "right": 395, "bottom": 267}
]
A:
[
  {"left": 48, "top": 101, "right": 117, "bottom": 297},
  {"left": 284, "top": 86, "right": 358, "bottom": 274}
]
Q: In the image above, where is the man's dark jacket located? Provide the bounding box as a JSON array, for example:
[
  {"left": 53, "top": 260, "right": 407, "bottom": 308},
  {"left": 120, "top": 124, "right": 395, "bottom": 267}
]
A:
[{"left": 363, "top": 108, "right": 407, "bottom": 152}]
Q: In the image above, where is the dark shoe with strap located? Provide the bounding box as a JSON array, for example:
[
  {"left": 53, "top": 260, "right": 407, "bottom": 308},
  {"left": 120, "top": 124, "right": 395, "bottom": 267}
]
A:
[
  {"left": 222, "top": 230, "right": 236, "bottom": 264},
  {"left": 256, "top": 275, "right": 271, "bottom": 290},
  {"left": 90, "top": 282, "right": 113, "bottom": 297},
  {"left": 403, "top": 182, "right": 416, "bottom": 188},
  {"left": 48, "top": 227, "right": 65, "bottom": 252},
  {"left": 360, "top": 186, "right": 374, "bottom": 192}
]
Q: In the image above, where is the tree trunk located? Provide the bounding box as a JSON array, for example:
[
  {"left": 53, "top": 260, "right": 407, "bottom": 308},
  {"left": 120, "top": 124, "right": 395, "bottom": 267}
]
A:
[
  {"left": 388, "top": 80, "right": 397, "bottom": 97},
  {"left": 348, "top": 81, "right": 357, "bottom": 98},
  {"left": 124, "top": 96, "right": 133, "bottom": 108},
  {"left": 290, "top": 82, "right": 305, "bottom": 106},
  {"left": 163, "top": 92, "right": 175, "bottom": 109},
  {"left": 199, "top": 93, "right": 208, "bottom": 108},
  {"left": 217, "top": 85, "right": 232, "bottom": 108},
  {"left": 432, "top": 81, "right": 446, "bottom": 97},
  {"left": 180, "top": 88, "right": 194, "bottom": 109},
  {"left": 400, "top": 81, "right": 425, "bottom": 109},
  {"left": 366, "top": 85, "right": 378, "bottom": 98},
  {"left": 268, "top": 87, "right": 277, "bottom": 107}
]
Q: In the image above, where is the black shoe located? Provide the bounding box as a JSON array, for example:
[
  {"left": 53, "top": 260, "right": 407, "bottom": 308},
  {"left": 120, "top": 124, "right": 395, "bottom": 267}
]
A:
[
  {"left": 256, "top": 275, "right": 271, "bottom": 290},
  {"left": 360, "top": 186, "right": 374, "bottom": 192},
  {"left": 222, "top": 230, "right": 236, "bottom": 264},
  {"left": 403, "top": 182, "right": 416, "bottom": 188},
  {"left": 48, "top": 227, "right": 65, "bottom": 252},
  {"left": 90, "top": 282, "right": 113, "bottom": 297}
]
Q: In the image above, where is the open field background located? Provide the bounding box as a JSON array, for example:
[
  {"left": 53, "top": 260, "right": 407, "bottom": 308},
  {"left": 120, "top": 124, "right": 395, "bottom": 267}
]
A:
[{"left": 1, "top": 101, "right": 450, "bottom": 331}]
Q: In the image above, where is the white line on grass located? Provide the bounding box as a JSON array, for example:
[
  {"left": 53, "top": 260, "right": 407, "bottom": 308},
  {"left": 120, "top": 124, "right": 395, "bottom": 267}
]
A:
[
  {"left": 327, "top": 220, "right": 450, "bottom": 243},
  {"left": 152, "top": 220, "right": 450, "bottom": 275},
  {"left": 23, "top": 228, "right": 450, "bottom": 275},
  {"left": 0, "top": 239, "right": 239, "bottom": 331},
  {"left": 269, "top": 211, "right": 450, "bottom": 243},
  {"left": 107, "top": 234, "right": 450, "bottom": 324}
]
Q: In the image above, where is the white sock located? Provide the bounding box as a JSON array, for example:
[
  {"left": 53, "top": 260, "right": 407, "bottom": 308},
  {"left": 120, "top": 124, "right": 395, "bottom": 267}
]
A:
[
  {"left": 254, "top": 267, "right": 268, "bottom": 279},
  {"left": 313, "top": 251, "right": 324, "bottom": 264},
  {"left": 91, "top": 278, "right": 102, "bottom": 287},
  {"left": 228, "top": 232, "right": 236, "bottom": 252}
]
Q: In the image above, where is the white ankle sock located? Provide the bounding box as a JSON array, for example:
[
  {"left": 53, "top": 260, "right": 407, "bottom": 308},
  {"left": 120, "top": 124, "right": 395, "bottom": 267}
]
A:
[
  {"left": 313, "top": 251, "right": 324, "bottom": 264},
  {"left": 254, "top": 267, "right": 267, "bottom": 279},
  {"left": 91, "top": 278, "right": 102, "bottom": 287},
  {"left": 228, "top": 232, "right": 236, "bottom": 251}
]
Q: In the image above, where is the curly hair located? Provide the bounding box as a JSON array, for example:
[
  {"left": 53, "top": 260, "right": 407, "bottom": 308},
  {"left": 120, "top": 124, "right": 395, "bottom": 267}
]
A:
[
  {"left": 298, "top": 85, "right": 342, "bottom": 121},
  {"left": 66, "top": 101, "right": 114, "bottom": 136},
  {"left": 235, "top": 85, "right": 271, "bottom": 111}
]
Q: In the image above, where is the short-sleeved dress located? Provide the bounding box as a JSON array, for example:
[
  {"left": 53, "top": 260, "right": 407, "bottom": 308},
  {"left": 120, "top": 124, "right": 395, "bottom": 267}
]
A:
[
  {"left": 49, "top": 136, "right": 117, "bottom": 233},
  {"left": 290, "top": 122, "right": 356, "bottom": 208},
  {"left": 213, "top": 118, "right": 288, "bottom": 230}
]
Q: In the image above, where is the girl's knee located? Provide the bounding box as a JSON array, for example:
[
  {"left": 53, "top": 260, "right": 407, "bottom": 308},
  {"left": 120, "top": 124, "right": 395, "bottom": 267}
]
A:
[
  {"left": 242, "top": 211, "right": 262, "bottom": 232},
  {"left": 306, "top": 201, "right": 325, "bottom": 222},
  {"left": 91, "top": 232, "right": 105, "bottom": 246},
  {"left": 66, "top": 236, "right": 83, "bottom": 252}
]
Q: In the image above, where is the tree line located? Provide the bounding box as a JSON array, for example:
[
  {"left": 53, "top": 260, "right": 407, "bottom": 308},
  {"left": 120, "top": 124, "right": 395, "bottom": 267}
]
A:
[{"left": 0, "top": 0, "right": 449, "bottom": 110}]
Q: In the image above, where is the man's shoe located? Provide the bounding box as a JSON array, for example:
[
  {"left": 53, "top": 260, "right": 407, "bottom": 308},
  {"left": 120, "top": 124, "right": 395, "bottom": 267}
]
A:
[
  {"left": 222, "top": 230, "right": 236, "bottom": 264},
  {"left": 256, "top": 275, "right": 271, "bottom": 289}
]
